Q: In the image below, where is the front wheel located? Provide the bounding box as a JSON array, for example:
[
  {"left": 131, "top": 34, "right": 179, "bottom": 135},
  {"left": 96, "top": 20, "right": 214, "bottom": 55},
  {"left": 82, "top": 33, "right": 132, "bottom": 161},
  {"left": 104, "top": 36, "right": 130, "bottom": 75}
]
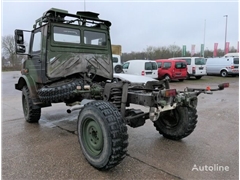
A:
[
  {"left": 22, "top": 86, "right": 41, "bottom": 123},
  {"left": 153, "top": 106, "right": 198, "bottom": 140},
  {"left": 78, "top": 101, "right": 128, "bottom": 170},
  {"left": 195, "top": 76, "right": 202, "bottom": 79}
]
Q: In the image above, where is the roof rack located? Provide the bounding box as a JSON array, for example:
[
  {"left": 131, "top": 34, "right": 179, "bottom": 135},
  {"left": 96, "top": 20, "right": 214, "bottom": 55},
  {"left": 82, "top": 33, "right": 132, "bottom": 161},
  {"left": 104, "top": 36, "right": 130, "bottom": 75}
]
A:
[{"left": 33, "top": 8, "right": 111, "bottom": 29}]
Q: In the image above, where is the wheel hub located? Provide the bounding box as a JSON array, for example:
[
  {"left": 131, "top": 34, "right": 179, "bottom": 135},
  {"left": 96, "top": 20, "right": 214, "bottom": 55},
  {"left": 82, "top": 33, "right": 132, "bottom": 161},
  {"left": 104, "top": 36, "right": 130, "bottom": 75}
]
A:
[
  {"left": 161, "top": 110, "right": 179, "bottom": 128},
  {"left": 82, "top": 118, "right": 103, "bottom": 156}
]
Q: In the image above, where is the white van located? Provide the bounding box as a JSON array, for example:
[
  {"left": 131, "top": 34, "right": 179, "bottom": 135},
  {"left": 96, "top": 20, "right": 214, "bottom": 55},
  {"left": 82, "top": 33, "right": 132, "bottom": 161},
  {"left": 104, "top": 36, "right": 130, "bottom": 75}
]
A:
[
  {"left": 169, "top": 57, "right": 207, "bottom": 79},
  {"left": 223, "top": 53, "right": 239, "bottom": 58},
  {"left": 206, "top": 57, "right": 239, "bottom": 77},
  {"left": 122, "top": 60, "right": 158, "bottom": 78}
]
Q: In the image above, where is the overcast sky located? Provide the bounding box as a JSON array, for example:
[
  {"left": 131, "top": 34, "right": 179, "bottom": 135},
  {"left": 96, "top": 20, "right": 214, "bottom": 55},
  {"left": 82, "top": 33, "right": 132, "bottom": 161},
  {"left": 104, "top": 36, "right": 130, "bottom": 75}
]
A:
[{"left": 1, "top": 0, "right": 239, "bottom": 53}]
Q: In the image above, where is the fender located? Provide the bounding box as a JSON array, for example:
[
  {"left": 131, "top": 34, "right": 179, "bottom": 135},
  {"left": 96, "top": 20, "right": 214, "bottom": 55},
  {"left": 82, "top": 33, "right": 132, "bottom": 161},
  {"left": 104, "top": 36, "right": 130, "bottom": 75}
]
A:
[{"left": 15, "top": 74, "right": 40, "bottom": 103}]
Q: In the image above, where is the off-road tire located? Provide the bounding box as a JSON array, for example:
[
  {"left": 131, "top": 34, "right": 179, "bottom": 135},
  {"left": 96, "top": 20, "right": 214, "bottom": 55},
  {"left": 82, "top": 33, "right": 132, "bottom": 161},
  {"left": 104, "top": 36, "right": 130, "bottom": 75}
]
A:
[
  {"left": 22, "top": 86, "right": 41, "bottom": 123},
  {"left": 153, "top": 106, "right": 198, "bottom": 140},
  {"left": 78, "top": 101, "right": 128, "bottom": 170},
  {"left": 38, "top": 79, "right": 83, "bottom": 103}
]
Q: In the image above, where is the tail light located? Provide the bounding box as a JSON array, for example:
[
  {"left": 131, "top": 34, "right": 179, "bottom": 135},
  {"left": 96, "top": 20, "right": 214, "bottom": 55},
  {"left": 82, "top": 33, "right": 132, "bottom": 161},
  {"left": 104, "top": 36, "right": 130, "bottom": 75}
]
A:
[
  {"left": 192, "top": 67, "right": 196, "bottom": 74},
  {"left": 226, "top": 66, "right": 235, "bottom": 69},
  {"left": 165, "top": 89, "right": 177, "bottom": 97},
  {"left": 141, "top": 71, "right": 145, "bottom": 76}
]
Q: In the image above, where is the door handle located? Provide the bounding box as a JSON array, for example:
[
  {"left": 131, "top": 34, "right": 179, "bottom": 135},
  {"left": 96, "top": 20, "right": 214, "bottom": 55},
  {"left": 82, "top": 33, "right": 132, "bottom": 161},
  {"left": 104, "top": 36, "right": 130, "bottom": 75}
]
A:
[{"left": 38, "top": 59, "right": 41, "bottom": 63}]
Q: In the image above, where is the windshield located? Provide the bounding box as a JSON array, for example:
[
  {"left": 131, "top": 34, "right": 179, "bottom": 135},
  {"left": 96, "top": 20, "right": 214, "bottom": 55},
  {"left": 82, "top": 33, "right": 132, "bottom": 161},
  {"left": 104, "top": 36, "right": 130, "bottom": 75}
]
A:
[
  {"left": 53, "top": 26, "right": 81, "bottom": 43},
  {"left": 195, "top": 58, "right": 206, "bottom": 65}
]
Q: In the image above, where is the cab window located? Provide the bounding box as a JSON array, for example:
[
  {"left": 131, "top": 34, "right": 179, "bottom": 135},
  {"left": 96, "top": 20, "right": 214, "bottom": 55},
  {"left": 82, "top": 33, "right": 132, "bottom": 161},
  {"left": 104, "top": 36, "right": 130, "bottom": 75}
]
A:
[
  {"left": 53, "top": 26, "right": 80, "bottom": 43},
  {"left": 32, "top": 32, "right": 41, "bottom": 52},
  {"left": 84, "top": 31, "right": 106, "bottom": 46}
]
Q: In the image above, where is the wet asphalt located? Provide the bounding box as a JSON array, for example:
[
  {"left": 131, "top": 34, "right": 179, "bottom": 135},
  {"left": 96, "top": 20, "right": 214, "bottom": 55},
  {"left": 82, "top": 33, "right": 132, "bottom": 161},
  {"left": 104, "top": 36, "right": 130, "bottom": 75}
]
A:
[{"left": 2, "top": 71, "right": 239, "bottom": 180}]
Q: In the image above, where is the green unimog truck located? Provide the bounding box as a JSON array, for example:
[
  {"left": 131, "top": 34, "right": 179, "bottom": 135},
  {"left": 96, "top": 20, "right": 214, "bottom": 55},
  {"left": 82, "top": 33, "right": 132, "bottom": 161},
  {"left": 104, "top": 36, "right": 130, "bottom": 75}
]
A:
[{"left": 14, "top": 8, "right": 229, "bottom": 170}]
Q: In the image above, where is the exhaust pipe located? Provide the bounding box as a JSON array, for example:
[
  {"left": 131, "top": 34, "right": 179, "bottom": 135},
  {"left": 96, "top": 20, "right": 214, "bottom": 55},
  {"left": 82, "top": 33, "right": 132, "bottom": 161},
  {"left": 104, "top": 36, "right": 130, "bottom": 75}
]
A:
[{"left": 67, "top": 99, "right": 95, "bottom": 113}]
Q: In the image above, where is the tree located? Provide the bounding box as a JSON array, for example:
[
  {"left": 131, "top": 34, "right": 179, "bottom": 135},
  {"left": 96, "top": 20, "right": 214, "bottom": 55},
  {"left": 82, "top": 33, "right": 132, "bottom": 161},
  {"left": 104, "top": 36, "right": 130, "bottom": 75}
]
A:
[
  {"left": 229, "top": 46, "right": 237, "bottom": 53},
  {"left": 168, "top": 45, "right": 181, "bottom": 58},
  {"left": 2, "top": 35, "right": 17, "bottom": 67},
  {"left": 2, "top": 35, "right": 28, "bottom": 69},
  {"left": 2, "top": 56, "right": 7, "bottom": 67}
]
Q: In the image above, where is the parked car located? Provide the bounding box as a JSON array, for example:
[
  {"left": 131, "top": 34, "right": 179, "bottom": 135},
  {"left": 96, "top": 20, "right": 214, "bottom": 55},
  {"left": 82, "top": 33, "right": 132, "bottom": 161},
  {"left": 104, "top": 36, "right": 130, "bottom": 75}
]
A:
[
  {"left": 155, "top": 59, "right": 187, "bottom": 81},
  {"left": 122, "top": 60, "right": 158, "bottom": 78},
  {"left": 206, "top": 57, "right": 239, "bottom": 77},
  {"left": 169, "top": 57, "right": 207, "bottom": 79}
]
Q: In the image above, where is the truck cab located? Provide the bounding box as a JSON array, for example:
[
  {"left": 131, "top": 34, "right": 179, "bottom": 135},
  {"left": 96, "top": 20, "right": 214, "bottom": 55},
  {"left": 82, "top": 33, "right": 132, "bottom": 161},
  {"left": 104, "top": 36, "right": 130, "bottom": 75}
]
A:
[
  {"left": 15, "top": 8, "right": 113, "bottom": 85},
  {"left": 14, "top": 8, "right": 113, "bottom": 105}
]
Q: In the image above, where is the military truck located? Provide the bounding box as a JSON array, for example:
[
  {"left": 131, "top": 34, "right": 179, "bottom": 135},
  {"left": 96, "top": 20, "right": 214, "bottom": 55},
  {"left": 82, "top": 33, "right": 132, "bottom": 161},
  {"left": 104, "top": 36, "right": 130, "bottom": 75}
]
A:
[{"left": 14, "top": 8, "right": 229, "bottom": 170}]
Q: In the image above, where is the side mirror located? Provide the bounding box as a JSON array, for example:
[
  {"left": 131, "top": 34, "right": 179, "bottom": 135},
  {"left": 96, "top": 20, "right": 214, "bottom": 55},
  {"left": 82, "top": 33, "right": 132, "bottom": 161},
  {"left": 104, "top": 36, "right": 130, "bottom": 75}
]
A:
[
  {"left": 16, "top": 44, "right": 26, "bottom": 53},
  {"left": 15, "top": 29, "right": 24, "bottom": 44},
  {"left": 14, "top": 29, "right": 26, "bottom": 53}
]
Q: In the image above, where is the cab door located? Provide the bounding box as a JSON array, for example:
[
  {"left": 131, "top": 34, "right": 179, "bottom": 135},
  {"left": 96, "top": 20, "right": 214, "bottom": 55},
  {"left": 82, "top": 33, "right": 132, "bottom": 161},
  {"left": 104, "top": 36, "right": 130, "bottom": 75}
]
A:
[{"left": 26, "top": 28, "right": 43, "bottom": 83}]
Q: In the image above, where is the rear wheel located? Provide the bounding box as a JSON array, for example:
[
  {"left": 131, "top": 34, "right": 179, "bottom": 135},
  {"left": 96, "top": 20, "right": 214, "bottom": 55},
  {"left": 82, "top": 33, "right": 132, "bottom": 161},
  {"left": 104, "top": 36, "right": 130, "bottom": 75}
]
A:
[
  {"left": 78, "top": 101, "right": 128, "bottom": 170},
  {"left": 153, "top": 106, "right": 198, "bottom": 140},
  {"left": 220, "top": 70, "right": 228, "bottom": 77},
  {"left": 179, "top": 79, "right": 184, "bottom": 82},
  {"left": 22, "top": 86, "right": 41, "bottom": 123}
]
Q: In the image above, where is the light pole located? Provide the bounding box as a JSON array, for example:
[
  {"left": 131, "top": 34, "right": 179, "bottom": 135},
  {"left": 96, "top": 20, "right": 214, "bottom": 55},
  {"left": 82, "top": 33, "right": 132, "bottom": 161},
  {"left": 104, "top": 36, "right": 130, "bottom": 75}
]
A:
[
  {"left": 203, "top": 19, "right": 206, "bottom": 57},
  {"left": 223, "top": 15, "right": 228, "bottom": 54}
]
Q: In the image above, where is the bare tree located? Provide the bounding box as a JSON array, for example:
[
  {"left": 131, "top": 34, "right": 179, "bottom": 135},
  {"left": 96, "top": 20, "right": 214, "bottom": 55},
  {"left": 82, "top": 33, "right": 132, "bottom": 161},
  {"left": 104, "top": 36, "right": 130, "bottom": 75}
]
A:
[
  {"left": 168, "top": 45, "right": 181, "bottom": 58},
  {"left": 2, "top": 35, "right": 17, "bottom": 67}
]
